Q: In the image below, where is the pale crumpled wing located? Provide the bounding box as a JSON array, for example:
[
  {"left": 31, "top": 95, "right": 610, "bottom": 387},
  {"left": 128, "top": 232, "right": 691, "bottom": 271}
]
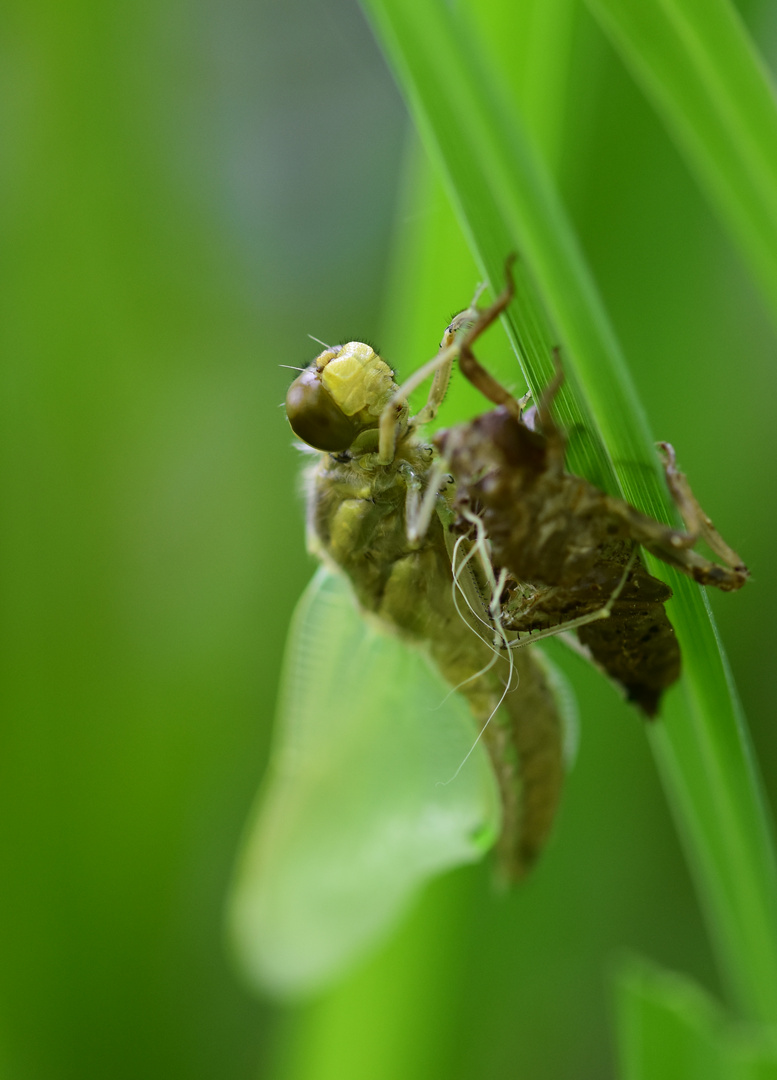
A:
[{"left": 228, "top": 566, "right": 500, "bottom": 999}]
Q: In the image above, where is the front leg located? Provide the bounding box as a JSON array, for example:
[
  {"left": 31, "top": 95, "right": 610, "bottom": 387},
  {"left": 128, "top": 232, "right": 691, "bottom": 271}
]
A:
[
  {"left": 410, "top": 282, "right": 488, "bottom": 429},
  {"left": 378, "top": 256, "right": 518, "bottom": 463},
  {"left": 455, "top": 258, "right": 521, "bottom": 418},
  {"left": 377, "top": 280, "right": 488, "bottom": 463}
]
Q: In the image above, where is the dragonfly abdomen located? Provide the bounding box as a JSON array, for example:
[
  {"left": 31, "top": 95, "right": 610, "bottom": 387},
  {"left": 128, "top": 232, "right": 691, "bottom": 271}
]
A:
[{"left": 310, "top": 449, "right": 567, "bottom": 881}]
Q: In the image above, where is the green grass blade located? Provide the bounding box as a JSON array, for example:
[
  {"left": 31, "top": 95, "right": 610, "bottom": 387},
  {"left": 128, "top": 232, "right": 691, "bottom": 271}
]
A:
[
  {"left": 467, "top": 0, "right": 579, "bottom": 172},
  {"left": 585, "top": 0, "right": 777, "bottom": 328},
  {"left": 359, "top": 0, "right": 777, "bottom": 1022}
]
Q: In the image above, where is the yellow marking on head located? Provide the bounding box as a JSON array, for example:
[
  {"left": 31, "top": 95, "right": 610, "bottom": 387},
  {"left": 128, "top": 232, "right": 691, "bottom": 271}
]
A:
[{"left": 319, "top": 342, "right": 397, "bottom": 419}]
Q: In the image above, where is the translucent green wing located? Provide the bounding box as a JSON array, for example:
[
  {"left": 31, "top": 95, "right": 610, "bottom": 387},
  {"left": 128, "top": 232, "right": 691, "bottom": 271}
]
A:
[{"left": 228, "top": 566, "right": 501, "bottom": 999}]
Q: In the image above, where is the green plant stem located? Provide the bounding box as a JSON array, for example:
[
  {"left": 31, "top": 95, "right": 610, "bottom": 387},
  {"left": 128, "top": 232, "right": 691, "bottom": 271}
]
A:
[
  {"left": 585, "top": 0, "right": 777, "bottom": 331},
  {"left": 360, "top": 0, "right": 777, "bottom": 1023}
]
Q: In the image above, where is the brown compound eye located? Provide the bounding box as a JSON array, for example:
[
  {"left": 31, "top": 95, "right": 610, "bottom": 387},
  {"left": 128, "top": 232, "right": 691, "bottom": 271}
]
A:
[{"left": 285, "top": 367, "right": 361, "bottom": 452}]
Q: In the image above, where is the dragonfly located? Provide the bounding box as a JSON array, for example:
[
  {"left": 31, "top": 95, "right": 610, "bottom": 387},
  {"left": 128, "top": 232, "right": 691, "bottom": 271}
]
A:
[
  {"left": 229, "top": 260, "right": 748, "bottom": 997},
  {"left": 229, "top": 269, "right": 579, "bottom": 998}
]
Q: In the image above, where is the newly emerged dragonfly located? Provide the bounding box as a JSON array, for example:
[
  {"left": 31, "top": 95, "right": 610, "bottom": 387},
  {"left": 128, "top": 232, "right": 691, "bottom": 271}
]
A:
[
  {"left": 230, "top": 272, "right": 579, "bottom": 997},
  {"left": 229, "top": 261, "right": 747, "bottom": 997}
]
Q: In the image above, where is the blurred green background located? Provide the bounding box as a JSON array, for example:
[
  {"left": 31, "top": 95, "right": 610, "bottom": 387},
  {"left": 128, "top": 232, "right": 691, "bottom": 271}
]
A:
[{"left": 2, "top": 1, "right": 776, "bottom": 1077}]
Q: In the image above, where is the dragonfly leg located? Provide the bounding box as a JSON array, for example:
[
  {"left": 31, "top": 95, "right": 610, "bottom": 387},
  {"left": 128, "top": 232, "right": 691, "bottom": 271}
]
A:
[
  {"left": 638, "top": 443, "right": 748, "bottom": 590},
  {"left": 597, "top": 458, "right": 749, "bottom": 591},
  {"left": 409, "top": 282, "right": 489, "bottom": 430},
  {"left": 378, "top": 257, "right": 518, "bottom": 462},
  {"left": 456, "top": 256, "right": 523, "bottom": 419},
  {"left": 659, "top": 442, "right": 748, "bottom": 565},
  {"left": 403, "top": 460, "right": 450, "bottom": 544},
  {"left": 377, "top": 334, "right": 463, "bottom": 464},
  {"left": 455, "top": 269, "right": 568, "bottom": 471}
]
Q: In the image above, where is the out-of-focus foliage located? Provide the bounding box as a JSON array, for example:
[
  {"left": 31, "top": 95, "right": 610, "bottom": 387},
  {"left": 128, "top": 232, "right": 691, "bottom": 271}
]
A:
[
  {"left": 616, "top": 959, "right": 777, "bottom": 1080},
  {"left": 2, "top": 1, "right": 776, "bottom": 1078}
]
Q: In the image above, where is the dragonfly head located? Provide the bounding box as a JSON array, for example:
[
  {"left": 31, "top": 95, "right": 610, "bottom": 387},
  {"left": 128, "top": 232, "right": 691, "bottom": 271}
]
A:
[{"left": 286, "top": 342, "right": 401, "bottom": 452}]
